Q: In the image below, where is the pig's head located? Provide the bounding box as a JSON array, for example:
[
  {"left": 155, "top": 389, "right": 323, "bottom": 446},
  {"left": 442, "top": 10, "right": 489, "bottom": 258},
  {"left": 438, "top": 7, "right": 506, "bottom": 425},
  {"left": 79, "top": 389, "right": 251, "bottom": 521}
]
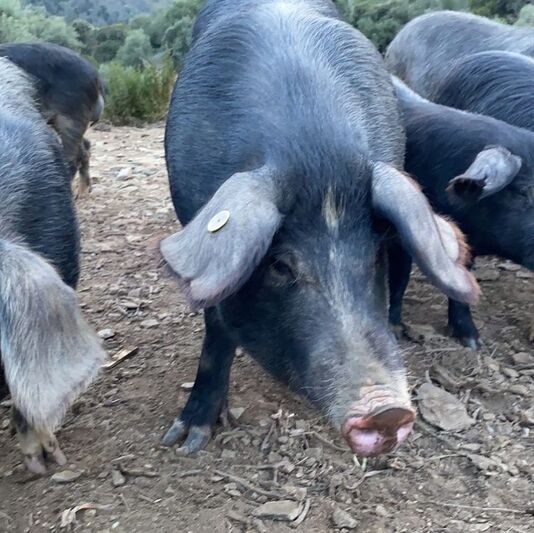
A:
[
  {"left": 447, "top": 146, "right": 534, "bottom": 269},
  {"left": 161, "top": 161, "right": 479, "bottom": 456}
]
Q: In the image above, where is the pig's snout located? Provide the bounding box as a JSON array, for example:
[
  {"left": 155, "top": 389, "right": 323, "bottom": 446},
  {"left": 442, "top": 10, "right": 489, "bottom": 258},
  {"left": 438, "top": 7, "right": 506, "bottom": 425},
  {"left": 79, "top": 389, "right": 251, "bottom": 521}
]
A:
[{"left": 342, "top": 402, "right": 415, "bottom": 457}]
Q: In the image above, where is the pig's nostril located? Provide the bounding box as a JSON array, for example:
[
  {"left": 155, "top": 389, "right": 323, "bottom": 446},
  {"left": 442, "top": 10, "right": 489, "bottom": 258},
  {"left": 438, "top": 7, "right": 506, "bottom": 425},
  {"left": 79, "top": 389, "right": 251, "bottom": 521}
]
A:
[{"left": 342, "top": 406, "right": 415, "bottom": 457}]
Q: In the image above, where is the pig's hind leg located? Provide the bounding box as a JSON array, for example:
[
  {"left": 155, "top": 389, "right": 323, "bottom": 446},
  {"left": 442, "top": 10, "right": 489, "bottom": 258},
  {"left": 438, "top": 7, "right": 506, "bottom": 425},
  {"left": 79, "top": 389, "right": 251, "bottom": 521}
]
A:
[
  {"left": 11, "top": 408, "right": 67, "bottom": 475},
  {"left": 161, "top": 308, "right": 237, "bottom": 454}
]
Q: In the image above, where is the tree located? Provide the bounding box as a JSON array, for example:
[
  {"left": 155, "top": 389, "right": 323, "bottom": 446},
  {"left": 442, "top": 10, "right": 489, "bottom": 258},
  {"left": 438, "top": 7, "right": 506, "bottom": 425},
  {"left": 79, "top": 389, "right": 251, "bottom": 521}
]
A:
[
  {"left": 116, "top": 28, "right": 153, "bottom": 67},
  {"left": 515, "top": 3, "right": 534, "bottom": 25}
]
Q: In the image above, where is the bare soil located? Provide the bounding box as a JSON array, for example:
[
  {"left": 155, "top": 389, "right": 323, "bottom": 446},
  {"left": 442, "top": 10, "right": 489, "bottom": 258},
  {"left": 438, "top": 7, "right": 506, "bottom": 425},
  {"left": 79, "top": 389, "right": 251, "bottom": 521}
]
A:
[{"left": 0, "top": 125, "right": 533, "bottom": 533}]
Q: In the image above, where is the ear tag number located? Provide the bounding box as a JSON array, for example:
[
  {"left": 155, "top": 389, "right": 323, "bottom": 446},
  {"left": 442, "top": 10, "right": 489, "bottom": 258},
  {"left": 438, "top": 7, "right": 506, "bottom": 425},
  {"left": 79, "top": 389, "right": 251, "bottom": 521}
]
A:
[{"left": 207, "top": 210, "right": 230, "bottom": 233}]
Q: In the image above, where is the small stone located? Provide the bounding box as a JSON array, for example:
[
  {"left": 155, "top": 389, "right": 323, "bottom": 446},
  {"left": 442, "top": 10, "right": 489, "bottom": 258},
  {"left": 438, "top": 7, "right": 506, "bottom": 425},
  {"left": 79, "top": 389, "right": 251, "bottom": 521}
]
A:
[
  {"left": 512, "top": 352, "right": 534, "bottom": 365},
  {"left": 98, "top": 328, "right": 116, "bottom": 340},
  {"left": 475, "top": 268, "right": 500, "bottom": 281},
  {"left": 140, "top": 319, "right": 159, "bottom": 329},
  {"left": 283, "top": 485, "right": 307, "bottom": 501},
  {"left": 221, "top": 449, "right": 237, "bottom": 460},
  {"left": 417, "top": 383, "right": 475, "bottom": 432},
  {"left": 498, "top": 262, "right": 521, "bottom": 272},
  {"left": 111, "top": 469, "right": 126, "bottom": 487},
  {"left": 51, "top": 470, "right": 82, "bottom": 484},
  {"left": 508, "top": 384, "right": 530, "bottom": 396},
  {"left": 116, "top": 168, "right": 131, "bottom": 180},
  {"left": 482, "top": 413, "right": 495, "bottom": 421},
  {"left": 305, "top": 447, "right": 323, "bottom": 459},
  {"left": 253, "top": 500, "right": 302, "bottom": 522},
  {"left": 181, "top": 382, "right": 194, "bottom": 390},
  {"left": 229, "top": 407, "right": 245, "bottom": 420},
  {"left": 467, "top": 454, "right": 499, "bottom": 472},
  {"left": 502, "top": 367, "right": 519, "bottom": 379},
  {"left": 516, "top": 270, "right": 533, "bottom": 279},
  {"left": 1, "top": 418, "right": 9, "bottom": 430},
  {"left": 404, "top": 323, "right": 441, "bottom": 343},
  {"left": 268, "top": 451, "right": 283, "bottom": 464},
  {"left": 375, "top": 504, "right": 388, "bottom": 518},
  {"left": 332, "top": 507, "right": 358, "bottom": 529},
  {"left": 520, "top": 407, "right": 534, "bottom": 426}
]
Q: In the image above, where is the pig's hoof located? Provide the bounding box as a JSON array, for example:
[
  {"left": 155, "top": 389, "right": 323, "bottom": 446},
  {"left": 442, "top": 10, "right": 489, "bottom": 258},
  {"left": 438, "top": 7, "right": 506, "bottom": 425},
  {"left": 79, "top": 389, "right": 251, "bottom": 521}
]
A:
[
  {"left": 343, "top": 407, "right": 415, "bottom": 457},
  {"left": 459, "top": 336, "right": 481, "bottom": 351},
  {"left": 389, "top": 323, "right": 405, "bottom": 340},
  {"left": 161, "top": 419, "right": 212, "bottom": 455},
  {"left": 23, "top": 453, "right": 48, "bottom": 475}
]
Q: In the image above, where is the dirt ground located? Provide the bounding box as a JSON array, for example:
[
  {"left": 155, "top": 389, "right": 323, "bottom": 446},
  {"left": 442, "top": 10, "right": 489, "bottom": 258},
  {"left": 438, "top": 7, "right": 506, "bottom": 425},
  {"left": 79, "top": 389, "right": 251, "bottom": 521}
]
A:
[{"left": 0, "top": 124, "right": 533, "bottom": 533}]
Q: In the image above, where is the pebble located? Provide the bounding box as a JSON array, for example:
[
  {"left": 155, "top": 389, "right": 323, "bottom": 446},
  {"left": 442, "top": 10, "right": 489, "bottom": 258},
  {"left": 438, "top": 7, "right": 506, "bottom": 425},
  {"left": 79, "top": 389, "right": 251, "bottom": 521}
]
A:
[
  {"left": 111, "top": 469, "right": 126, "bottom": 487},
  {"left": 140, "top": 319, "right": 159, "bottom": 329},
  {"left": 229, "top": 407, "right": 245, "bottom": 420},
  {"left": 512, "top": 352, "right": 534, "bottom": 365},
  {"left": 51, "top": 470, "right": 82, "bottom": 484},
  {"left": 181, "top": 382, "right": 194, "bottom": 390},
  {"left": 418, "top": 383, "right": 475, "bottom": 432},
  {"left": 253, "top": 500, "right": 302, "bottom": 522},
  {"left": 116, "top": 167, "right": 131, "bottom": 180},
  {"left": 98, "top": 328, "right": 116, "bottom": 340},
  {"left": 221, "top": 449, "right": 237, "bottom": 460},
  {"left": 332, "top": 507, "right": 358, "bottom": 529},
  {"left": 476, "top": 268, "right": 500, "bottom": 281}
]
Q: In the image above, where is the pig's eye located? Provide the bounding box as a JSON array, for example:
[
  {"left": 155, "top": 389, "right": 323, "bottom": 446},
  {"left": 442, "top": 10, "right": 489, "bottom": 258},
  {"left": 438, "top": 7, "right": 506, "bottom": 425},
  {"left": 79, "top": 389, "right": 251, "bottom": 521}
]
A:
[{"left": 269, "top": 258, "right": 297, "bottom": 283}]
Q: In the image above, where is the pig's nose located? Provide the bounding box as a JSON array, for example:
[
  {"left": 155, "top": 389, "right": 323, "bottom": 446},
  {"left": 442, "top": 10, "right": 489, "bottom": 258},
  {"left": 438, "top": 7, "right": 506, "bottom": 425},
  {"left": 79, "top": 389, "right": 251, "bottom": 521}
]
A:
[{"left": 342, "top": 407, "right": 415, "bottom": 457}]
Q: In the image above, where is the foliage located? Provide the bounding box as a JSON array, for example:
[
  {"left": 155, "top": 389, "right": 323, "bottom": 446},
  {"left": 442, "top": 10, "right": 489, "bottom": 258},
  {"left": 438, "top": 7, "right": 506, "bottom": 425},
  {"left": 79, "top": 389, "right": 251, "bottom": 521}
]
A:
[
  {"left": 1, "top": 0, "right": 80, "bottom": 48},
  {"left": 2, "top": 0, "right": 530, "bottom": 125},
  {"left": 469, "top": 0, "right": 530, "bottom": 22},
  {"left": 24, "top": 0, "right": 169, "bottom": 25},
  {"left": 335, "top": 0, "right": 470, "bottom": 52},
  {"left": 116, "top": 28, "right": 152, "bottom": 67},
  {"left": 100, "top": 57, "right": 175, "bottom": 124},
  {"left": 515, "top": 3, "right": 534, "bottom": 26}
]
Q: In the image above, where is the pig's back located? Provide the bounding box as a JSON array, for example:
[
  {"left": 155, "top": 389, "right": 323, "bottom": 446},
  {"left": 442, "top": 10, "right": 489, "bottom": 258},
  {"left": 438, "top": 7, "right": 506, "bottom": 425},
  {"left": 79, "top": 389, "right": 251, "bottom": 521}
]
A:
[{"left": 165, "top": 1, "right": 403, "bottom": 224}]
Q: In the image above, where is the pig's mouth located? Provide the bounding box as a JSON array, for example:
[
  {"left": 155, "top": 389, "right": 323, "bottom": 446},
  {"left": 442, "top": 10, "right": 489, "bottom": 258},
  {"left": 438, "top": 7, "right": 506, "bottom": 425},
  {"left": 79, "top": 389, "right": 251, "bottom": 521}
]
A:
[{"left": 341, "top": 388, "right": 416, "bottom": 457}]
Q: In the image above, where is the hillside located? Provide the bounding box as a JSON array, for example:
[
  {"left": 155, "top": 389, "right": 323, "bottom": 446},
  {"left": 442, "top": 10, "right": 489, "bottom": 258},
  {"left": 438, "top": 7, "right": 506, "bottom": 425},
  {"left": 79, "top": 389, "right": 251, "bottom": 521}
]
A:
[{"left": 24, "top": 0, "right": 171, "bottom": 25}]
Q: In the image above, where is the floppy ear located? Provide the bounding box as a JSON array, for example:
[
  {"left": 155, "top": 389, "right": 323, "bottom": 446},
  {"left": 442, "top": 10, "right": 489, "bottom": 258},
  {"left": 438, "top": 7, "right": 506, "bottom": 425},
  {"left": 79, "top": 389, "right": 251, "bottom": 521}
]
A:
[
  {"left": 372, "top": 162, "right": 480, "bottom": 304},
  {"left": 161, "top": 166, "right": 283, "bottom": 310},
  {"left": 447, "top": 146, "right": 522, "bottom": 203}
]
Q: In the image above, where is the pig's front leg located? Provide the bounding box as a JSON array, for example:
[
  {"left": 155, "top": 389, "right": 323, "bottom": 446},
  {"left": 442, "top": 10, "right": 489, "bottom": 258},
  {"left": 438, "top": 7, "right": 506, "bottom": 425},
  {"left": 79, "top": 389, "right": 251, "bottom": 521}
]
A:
[
  {"left": 161, "top": 308, "right": 237, "bottom": 454},
  {"left": 387, "top": 238, "right": 413, "bottom": 339},
  {"left": 447, "top": 298, "right": 481, "bottom": 350}
]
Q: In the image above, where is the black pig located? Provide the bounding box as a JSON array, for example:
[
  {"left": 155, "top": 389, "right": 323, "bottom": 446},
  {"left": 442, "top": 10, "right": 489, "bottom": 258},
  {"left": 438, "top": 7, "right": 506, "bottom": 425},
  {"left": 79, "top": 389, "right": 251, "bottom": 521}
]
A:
[
  {"left": 161, "top": 0, "right": 478, "bottom": 457},
  {"left": 390, "top": 77, "right": 534, "bottom": 349},
  {"left": 0, "top": 58, "right": 106, "bottom": 474}
]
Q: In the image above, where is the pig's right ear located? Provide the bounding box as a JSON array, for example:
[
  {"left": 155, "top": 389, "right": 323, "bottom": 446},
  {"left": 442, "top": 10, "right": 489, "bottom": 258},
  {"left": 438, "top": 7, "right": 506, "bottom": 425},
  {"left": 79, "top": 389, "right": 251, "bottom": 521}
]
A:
[
  {"left": 161, "top": 166, "right": 283, "bottom": 310},
  {"left": 447, "top": 146, "right": 522, "bottom": 203},
  {"left": 372, "top": 162, "right": 480, "bottom": 304}
]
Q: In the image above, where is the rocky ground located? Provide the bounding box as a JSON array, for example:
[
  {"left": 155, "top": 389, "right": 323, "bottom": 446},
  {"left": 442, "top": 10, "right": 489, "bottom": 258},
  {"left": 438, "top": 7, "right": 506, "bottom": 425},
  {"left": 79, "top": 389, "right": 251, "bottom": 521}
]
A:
[{"left": 0, "top": 124, "right": 532, "bottom": 532}]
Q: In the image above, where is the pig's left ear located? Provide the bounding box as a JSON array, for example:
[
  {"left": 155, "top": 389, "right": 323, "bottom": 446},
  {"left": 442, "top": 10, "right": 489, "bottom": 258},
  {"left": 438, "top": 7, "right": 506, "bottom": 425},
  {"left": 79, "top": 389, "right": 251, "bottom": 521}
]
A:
[
  {"left": 447, "top": 146, "right": 522, "bottom": 203},
  {"left": 372, "top": 162, "right": 480, "bottom": 304},
  {"left": 161, "top": 166, "right": 283, "bottom": 311}
]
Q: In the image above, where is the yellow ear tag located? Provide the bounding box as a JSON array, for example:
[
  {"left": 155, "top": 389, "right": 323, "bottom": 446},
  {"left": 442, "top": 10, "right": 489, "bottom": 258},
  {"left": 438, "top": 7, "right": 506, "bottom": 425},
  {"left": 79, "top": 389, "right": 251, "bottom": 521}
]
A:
[{"left": 207, "top": 210, "right": 230, "bottom": 233}]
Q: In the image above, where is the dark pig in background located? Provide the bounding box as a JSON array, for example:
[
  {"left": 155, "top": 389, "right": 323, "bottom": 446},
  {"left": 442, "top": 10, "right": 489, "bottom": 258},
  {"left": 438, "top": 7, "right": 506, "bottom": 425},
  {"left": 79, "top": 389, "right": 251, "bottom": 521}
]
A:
[
  {"left": 0, "top": 42, "right": 105, "bottom": 197},
  {"left": 161, "top": 0, "right": 479, "bottom": 457},
  {"left": 385, "top": 10, "right": 534, "bottom": 99},
  {"left": 0, "top": 58, "right": 106, "bottom": 474},
  {"left": 390, "top": 77, "right": 534, "bottom": 349},
  {"left": 433, "top": 51, "right": 534, "bottom": 133}
]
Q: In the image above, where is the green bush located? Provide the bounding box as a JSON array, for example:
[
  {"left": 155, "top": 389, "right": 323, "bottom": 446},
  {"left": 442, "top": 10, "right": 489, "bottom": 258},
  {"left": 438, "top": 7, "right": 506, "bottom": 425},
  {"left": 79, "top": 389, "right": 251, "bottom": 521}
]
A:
[
  {"left": 0, "top": 0, "right": 80, "bottom": 48},
  {"left": 100, "top": 58, "right": 175, "bottom": 125},
  {"left": 515, "top": 4, "right": 534, "bottom": 25},
  {"left": 116, "top": 28, "right": 153, "bottom": 67},
  {"left": 335, "top": 0, "right": 469, "bottom": 52}
]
